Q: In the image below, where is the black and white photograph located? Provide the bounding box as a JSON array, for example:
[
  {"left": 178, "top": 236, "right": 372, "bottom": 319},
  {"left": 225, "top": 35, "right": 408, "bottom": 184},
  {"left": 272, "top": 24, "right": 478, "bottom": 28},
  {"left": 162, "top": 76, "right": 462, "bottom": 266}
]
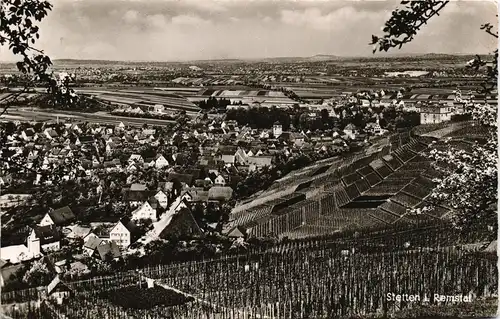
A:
[{"left": 0, "top": 0, "right": 498, "bottom": 318}]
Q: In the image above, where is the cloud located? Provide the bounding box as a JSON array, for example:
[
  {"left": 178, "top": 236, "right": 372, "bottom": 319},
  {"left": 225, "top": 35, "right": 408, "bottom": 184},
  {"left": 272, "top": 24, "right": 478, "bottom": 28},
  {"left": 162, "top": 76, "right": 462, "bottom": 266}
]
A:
[
  {"left": 182, "top": 0, "right": 228, "bottom": 13},
  {"left": 280, "top": 5, "right": 387, "bottom": 32},
  {"left": 123, "top": 10, "right": 139, "bottom": 23},
  {"left": 171, "top": 14, "right": 212, "bottom": 26},
  {"left": 145, "top": 14, "right": 168, "bottom": 29}
]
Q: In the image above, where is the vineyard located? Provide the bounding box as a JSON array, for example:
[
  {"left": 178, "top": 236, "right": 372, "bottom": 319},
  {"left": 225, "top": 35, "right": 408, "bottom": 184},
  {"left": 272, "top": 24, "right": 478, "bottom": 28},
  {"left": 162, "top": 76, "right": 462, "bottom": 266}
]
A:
[
  {"left": 227, "top": 122, "right": 490, "bottom": 240},
  {"left": 2, "top": 242, "right": 496, "bottom": 319}
]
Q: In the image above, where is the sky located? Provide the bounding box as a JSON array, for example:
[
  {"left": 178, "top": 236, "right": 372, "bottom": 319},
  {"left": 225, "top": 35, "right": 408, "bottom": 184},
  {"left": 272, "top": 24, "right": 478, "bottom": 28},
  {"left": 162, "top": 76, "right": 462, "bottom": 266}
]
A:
[{"left": 0, "top": 0, "right": 497, "bottom": 61}]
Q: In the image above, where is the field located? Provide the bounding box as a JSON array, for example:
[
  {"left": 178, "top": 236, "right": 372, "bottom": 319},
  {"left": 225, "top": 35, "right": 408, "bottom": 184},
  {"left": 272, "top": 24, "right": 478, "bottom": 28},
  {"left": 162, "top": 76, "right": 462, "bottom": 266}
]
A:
[
  {"left": 75, "top": 88, "right": 201, "bottom": 112},
  {"left": 281, "top": 80, "right": 496, "bottom": 102}
]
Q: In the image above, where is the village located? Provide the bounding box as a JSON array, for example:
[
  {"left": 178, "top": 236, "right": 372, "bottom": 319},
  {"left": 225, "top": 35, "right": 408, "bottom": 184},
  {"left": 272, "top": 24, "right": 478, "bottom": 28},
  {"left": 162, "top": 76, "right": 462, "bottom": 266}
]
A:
[
  {"left": 0, "top": 83, "right": 479, "bottom": 282},
  {"left": 0, "top": 102, "right": 391, "bottom": 286}
]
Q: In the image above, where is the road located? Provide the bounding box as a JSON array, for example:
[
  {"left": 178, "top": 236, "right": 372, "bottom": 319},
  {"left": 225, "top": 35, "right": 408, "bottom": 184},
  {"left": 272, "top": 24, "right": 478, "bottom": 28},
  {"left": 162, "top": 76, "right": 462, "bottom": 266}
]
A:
[{"left": 4, "top": 107, "right": 178, "bottom": 127}]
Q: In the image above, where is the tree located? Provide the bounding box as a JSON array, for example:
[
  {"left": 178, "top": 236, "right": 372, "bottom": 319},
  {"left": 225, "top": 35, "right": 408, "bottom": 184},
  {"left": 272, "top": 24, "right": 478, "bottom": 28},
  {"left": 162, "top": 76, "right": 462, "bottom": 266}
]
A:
[
  {"left": 1, "top": 0, "right": 80, "bottom": 114},
  {"left": 373, "top": 1, "right": 498, "bottom": 238},
  {"left": 22, "top": 259, "right": 53, "bottom": 287}
]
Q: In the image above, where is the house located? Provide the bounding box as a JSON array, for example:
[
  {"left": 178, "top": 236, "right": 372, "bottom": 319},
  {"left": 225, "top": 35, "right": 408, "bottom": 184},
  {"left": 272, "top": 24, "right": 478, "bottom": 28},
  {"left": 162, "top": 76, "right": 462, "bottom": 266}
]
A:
[
  {"left": 143, "top": 129, "right": 156, "bottom": 136},
  {"left": 167, "top": 172, "right": 194, "bottom": 188},
  {"left": 153, "top": 104, "right": 165, "bottom": 113},
  {"left": 47, "top": 276, "right": 72, "bottom": 305},
  {"left": 84, "top": 224, "right": 114, "bottom": 245},
  {"left": 131, "top": 201, "right": 157, "bottom": 221},
  {"left": 155, "top": 155, "right": 169, "bottom": 169},
  {"left": 83, "top": 236, "right": 104, "bottom": 256},
  {"left": 0, "top": 243, "right": 40, "bottom": 264},
  {"left": 68, "top": 123, "right": 82, "bottom": 133},
  {"left": 172, "top": 153, "right": 189, "bottom": 165},
  {"left": 109, "top": 218, "right": 140, "bottom": 248},
  {"left": 127, "top": 163, "right": 137, "bottom": 172},
  {"left": 365, "top": 120, "right": 386, "bottom": 136},
  {"left": 130, "top": 183, "right": 148, "bottom": 192},
  {"left": 214, "top": 174, "right": 226, "bottom": 186},
  {"left": 159, "top": 208, "right": 203, "bottom": 239},
  {"left": 116, "top": 122, "right": 126, "bottom": 130},
  {"left": 96, "top": 242, "right": 122, "bottom": 261},
  {"left": 144, "top": 157, "right": 156, "bottom": 168},
  {"left": 105, "top": 143, "right": 116, "bottom": 154},
  {"left": 79, "top": 136, "right": 95, "bottom": 145},
  {"left": 103, "top": 159, "right": 121, "bottom": 171},
  {"left": 179, "top": 191, "right": 193, "bottom": 202},
  {"left": 29, "top": 225, "right": 61, "bottom": 252},
  {"left": 194, "top": 178, "right": 211, "bottom": 188},
  {"left": 272, "top": 123, "right": 283, "bottom": 138},
  {"left": 21, "top": 128, "right": 35, "bottom": 141},
  {"left": 220, "top": 149, "right": 236, "bottom": 165},
  {"left": 44, "top": 128, "right": 58, "bottom": 140},
  {"left": 360, "top": 99, "right": 371, "bottom": 108},
  {"left": 128, "top": 154, "right": 144, "bottom": 164},
  {"left": 246, "top": 156, "right": 273, "bottom": 169},
  {"left": 187, "top": 189, "right": 209, "bottom": 202},
  {"left": 154, "top": 190, "right": 169, "bottom": 209},
  {"left": 1, "top": 261, "right": 24, "bottom": 287},
  {"left": 123, "top": 184, "right": 150, "bottom": 206},
  {"left": 420, "top": 103, "right": 452, "bottom": 124},
  {"left": 64, "top": 225, "right": 91, "bottom": 240},
  {"left": 226, "top": 226, "right": 245, "bottom": 238},
  {"left": 172, "top": 198, "right": 190, "bottom": 214},
  {"left": 40, "top": 206, "right": 76, "bottom": 226},
  {"left": 234, "top": 148, "right": 248, "bottom": 165},
  {"left": 208, "top": 186, "right": 233, "bottom": 202}
]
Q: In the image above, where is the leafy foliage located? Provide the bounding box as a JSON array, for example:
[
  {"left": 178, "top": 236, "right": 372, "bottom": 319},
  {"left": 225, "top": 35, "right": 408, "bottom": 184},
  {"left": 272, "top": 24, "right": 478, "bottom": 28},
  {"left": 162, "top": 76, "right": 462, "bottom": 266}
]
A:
[
  {"left": 370, "top": 1, "right": 450, "bottom": 53},
  {"left": 0, "top": 0, "right": 80, "bottom": 112},
  {"left": 22, "top": 259, "right": 52, "bottom": 287},
  {"left": 101, "top": 284, "right": 194, "bottom": 309},
  {"left": 0, "top": 0, "right": 52, "bottom": 75}
]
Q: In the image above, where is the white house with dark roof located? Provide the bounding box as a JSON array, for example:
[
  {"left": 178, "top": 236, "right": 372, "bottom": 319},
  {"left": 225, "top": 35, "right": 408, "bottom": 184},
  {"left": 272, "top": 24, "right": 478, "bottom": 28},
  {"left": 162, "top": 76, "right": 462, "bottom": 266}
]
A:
[
  {"left": 109, "top": 218, "right": 139, "bottom": 248},
  {"left": 40, "top": 206, "right": 76, "bottom": 227},
  {"left": 29, "top": 225, "right": 61, "bottom": 252},
  {"left": 131, "top": 201, "right": 157, "bottom": 221},
  {"left": 47, "top": 276, "right": 72, "bottom": 305},
  {"left": 155, "top": 155, "right": 169, "bottom": 169},
  {"left": 154, "top": 190, "right": 169, "bottom": 209}
]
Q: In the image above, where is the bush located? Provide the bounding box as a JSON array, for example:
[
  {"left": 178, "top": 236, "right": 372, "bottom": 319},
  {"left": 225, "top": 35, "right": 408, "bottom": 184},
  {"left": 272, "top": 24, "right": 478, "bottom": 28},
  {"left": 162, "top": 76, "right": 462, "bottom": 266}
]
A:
[
  {"left": 451, "top": 113, "right": 472, "bottom": 122},
  {"left": 110, "top": 110, "right": 175, "bottom": 121},
  {"left": 100, "top": 283, "right": 194, "bottom": 309}
]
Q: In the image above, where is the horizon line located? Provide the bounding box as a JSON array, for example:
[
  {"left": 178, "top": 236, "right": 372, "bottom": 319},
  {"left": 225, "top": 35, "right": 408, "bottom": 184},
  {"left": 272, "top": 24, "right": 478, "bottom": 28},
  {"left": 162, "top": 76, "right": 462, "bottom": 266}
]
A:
[{"left": 0, "top": 52, "right": 488, "bottom": 64}]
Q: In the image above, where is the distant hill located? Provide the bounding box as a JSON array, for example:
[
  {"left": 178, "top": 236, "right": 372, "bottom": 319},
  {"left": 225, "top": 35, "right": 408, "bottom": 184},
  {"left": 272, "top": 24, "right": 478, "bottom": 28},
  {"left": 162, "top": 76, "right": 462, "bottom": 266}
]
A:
[
  {"left": 46, "top": 53, "right": 488, "bottom": 66},
  {"left": 305, "top": 54, "right": 341, "bottom": 61}
]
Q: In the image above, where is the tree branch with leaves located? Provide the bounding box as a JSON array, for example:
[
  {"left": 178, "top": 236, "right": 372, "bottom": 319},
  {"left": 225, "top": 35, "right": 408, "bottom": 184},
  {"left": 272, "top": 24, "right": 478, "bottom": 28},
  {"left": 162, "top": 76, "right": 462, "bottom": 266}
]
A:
[{"left": 1, "top": 0, "right": 79, "bottom": 116}]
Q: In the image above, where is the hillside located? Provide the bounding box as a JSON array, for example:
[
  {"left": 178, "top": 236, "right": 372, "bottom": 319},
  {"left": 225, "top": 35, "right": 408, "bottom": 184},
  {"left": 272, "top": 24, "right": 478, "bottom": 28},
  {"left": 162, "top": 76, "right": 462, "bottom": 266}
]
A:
[{"left": 228, "top": 121, "right": 488, "bottom": 239}]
